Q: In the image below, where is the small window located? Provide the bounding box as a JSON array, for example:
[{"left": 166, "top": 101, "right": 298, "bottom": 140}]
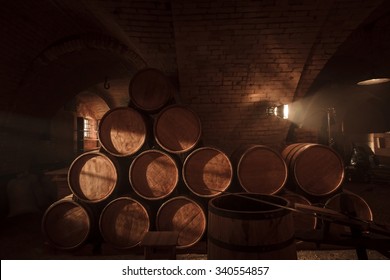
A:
[
  {"left": 83, "top": 118, "right": 91, "bottom": 138},
  {"left": 83, "top": 118, "right": 97, "bottom": 139}
]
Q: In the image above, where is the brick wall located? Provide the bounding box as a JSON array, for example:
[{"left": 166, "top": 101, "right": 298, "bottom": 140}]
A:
[{"left": 171, "top": 0, "right": 381, "bottom": 154}]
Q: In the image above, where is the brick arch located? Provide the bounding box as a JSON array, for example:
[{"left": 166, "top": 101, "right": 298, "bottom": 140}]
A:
[
  {"left": 11, "top": 34, "right": 148, "bottom": 117},
  {"left": 24, "top": 34, "right": 147, "bottom": 83},
  {"left": 75, "top": 91, "right": 110, "bottom": 120}
]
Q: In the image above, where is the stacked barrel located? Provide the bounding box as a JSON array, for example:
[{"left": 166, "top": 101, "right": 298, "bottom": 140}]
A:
[
  {"left": 279, "top": 143, "right": 373, "bottom": 237},
  {"left": 41, "top": 68, "right": 373, "bottom": 255},
  {"left": 228, "top": 144, "right": 318, "bottom": 238},
  {"left": 42, "top": 68, "right": 232, "bottom": 251},
  {"left": 228, "top": 143, "right": 373, "bottom": 244}
]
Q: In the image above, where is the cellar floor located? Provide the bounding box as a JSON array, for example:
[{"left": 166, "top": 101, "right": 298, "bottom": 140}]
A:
[{"left": 1, "top": 181, "right": 390, "bottom": 260}]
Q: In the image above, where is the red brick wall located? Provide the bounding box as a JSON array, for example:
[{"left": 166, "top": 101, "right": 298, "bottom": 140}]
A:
[{"left": 171, "top": 0, "right": 381, "bottom": 154}]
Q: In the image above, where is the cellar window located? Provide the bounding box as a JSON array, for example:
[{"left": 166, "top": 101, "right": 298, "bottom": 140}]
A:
[{"left": 83, "top": 118, "right": 96, "bottom": 139}]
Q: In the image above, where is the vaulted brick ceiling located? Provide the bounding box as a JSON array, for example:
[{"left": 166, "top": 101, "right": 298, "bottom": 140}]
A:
[{"left": 1, "top": 0, "right": 389, "bottom": 150}]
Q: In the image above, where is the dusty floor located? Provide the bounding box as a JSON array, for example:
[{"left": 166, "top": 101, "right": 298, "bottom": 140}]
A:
[{"left": 1, "top": 181, "right": 389, "bottom": 260}]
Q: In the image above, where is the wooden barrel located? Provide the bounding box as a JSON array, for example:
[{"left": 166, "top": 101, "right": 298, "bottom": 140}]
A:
[
  {"left": 324, "top": 192, "right": 373, "bottom": 235},
  {"left": 183, "top": 147, "right": 233, "bottom": 197},
  {"left": 154, "top": 105, "right": 202, "bottom": 154},
  {"left": 156, "top": 196, "right": 206, "bottom": 249},
  {"left": 129, "top": 150, "right": 179, "bottom": 200},
  {"left": 281, "top": 143, "right": 304, "bottom": 162},
  {"left": 282, "top": 143, "right": 344, "bottom": 196},
  {"left": 42, "top": 197, "right": 92, "bottom": 250},
  {"left": 98, "top": 107, "right": 148, "bottom": 157},
  {"left": 280, "top": 191, "right": 317, "bottom": 232},
  {"left": 99, "top": 197, "right": 150, "bottom": 249},
  {"left": 129, "top": 68, "right": 175, "bottom": 112},
  {"left": 68, "top": 151, "right": 119, "bottom": 203},
  {"left": 208, "top": 193, "right": 297, "bottom": 259},
  {"left": 231, "top": 145, "right": 288, "bottom": 194}
]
